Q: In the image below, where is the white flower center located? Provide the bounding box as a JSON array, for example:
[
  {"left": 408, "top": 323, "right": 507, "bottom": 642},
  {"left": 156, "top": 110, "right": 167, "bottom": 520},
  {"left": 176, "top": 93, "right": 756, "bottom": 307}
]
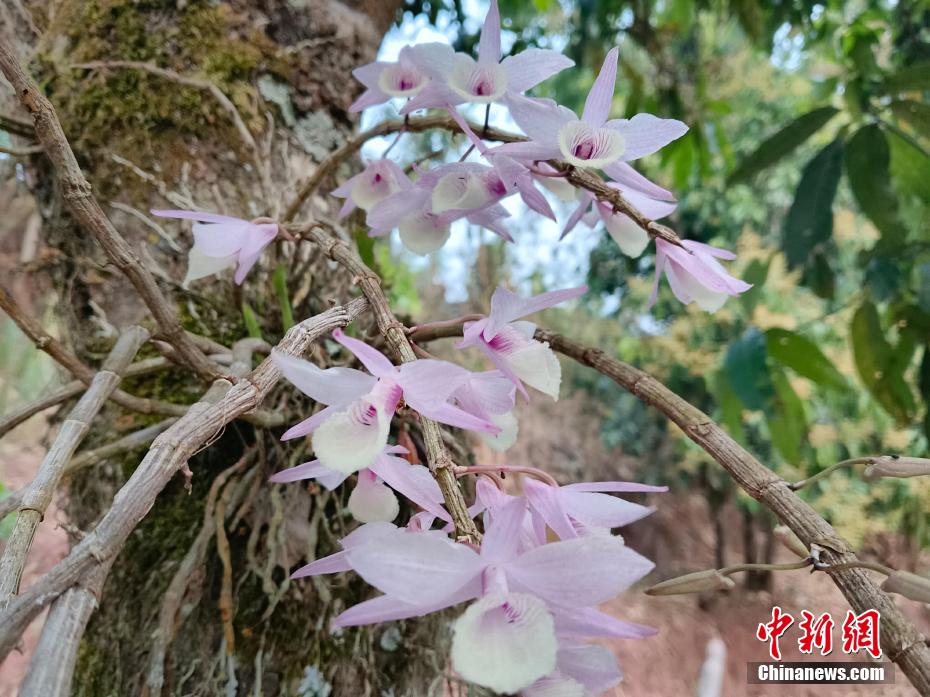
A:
[
  {"left": 432, "top": 171, "right": 497, "bottom": 214},
  {"left": 448, "top": 56, "right": 508, "bottom": 103},
  {"left": 351, "top": 163, "right": 402, "bottom": 211},
  {"left": 378, "top": 62, "right": 427, "bottom": 97},
  {"left": 558, "top": 121, "right": 626, "bottom": 169}
]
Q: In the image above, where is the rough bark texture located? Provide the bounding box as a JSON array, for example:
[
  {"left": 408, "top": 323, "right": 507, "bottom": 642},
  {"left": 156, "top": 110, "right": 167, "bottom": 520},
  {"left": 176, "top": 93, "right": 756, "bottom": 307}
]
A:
[{"left": 0, "top": 1, "right": 459, "bottom": 695}]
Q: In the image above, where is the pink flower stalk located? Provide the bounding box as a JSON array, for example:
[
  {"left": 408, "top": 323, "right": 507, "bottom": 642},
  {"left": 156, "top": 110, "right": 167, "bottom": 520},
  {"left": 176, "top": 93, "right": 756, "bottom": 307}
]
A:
[
  {"left": 349, "top": 44, "right": 454, "bottom": 112},
  {"left": 562, "top": 183, "right": 677, "bottom": 258},
  {"left": 457, "top": 284, "right": 587, "bottom": 399},
  {"left": 331, "top": 159, "right": 411, "bottom": 218},
  {"left": 269, "top": 445, "right": 450, "bottom": 524},
  {"left": 651, "top": 239, "right": 752, "bottom": 312},
  {"left": 366, "top": 162, "right": 515, "bottom": 253},
  {"left": 400, "top": 0, "right": 573, "bottom": 114},
  {"left": 300, "top": 496, "right": 654, "bottom": 694},
  {"left": 494, "top": 47, "right": 688, "bottom": 171},
  {"left": 272, "top": 329, "right": 498, "bottom": 473},
  {"left": 151, "top": 209, "right": 278, "bottom": 285},
  {"left": 451, "top": 370, "right": 518, "bottom": 451}
]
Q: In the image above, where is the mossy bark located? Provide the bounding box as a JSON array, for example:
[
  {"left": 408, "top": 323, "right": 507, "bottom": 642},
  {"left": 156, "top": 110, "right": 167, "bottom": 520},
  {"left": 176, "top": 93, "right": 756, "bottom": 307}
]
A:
[{"left": 9, "top": 1, "right": 453, "bottom": 694}]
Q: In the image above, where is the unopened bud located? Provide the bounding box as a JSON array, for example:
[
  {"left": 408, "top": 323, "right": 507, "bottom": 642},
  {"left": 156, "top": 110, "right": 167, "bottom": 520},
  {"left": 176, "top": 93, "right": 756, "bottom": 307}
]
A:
[
  {"left": 645, "top": 570, "right": 735, "bottom": 596},
  {"left": 881, "top": 570, "right": 930, "bottom": 604},
  {"left": 864, "top": 456, "right": 930, "bottom": 480},
  {"left": 774, "top": 526, "right": 809, "bottom": 558}
]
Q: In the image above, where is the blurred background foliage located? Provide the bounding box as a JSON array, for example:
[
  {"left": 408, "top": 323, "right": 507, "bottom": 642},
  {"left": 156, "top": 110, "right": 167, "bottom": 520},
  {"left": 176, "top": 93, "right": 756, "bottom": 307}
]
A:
[{"left": 390, "top": 0, "right": 930, "bottom": 560}]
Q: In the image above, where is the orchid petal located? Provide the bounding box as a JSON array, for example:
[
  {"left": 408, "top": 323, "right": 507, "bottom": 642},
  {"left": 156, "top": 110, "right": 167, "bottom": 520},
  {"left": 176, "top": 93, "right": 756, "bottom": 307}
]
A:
[
  {"left": 405, "top": 42, "right": 457, "bottom": 80},
  {"left": 346, "top": 531, "right": 484, "bottom": 605},
  {"left": 562, "top": 481, "right": 668, "bottom": 494},
  {"left": 269, "top": 459, "right": 349, "bottom": 489},
  {"left": 290, "top": 551, "right": 351, "bottom": 578},
  {"left": 331, "top": 328, "right": 396, "bottom": 379},
  {"left": 151, "top": 209, "right": 244, "bottom": 225},
  {"left": 281, "top": 405, "right": 339, "bottom": 441},
  {"left": 398, "top": 210, "right": 452, "bottom": 254},
  {"left": 334, "top": 578, "right": 481, "bottom": 627},
  {"left": 507, "top": 535, "right": 653, "bottom": 607},
  {"left": 557, "top": 644, "right": 624, "bottom": 695},
  {"left": 190, "top": 220, "right": 250, "bottom": 258},
  {"left": 480, "top": 411, "right": 519, "bottom": 452},
  {"left": 183, "top": 248, "right": 236, "bottom": 285},
  {"left": 501, "top": 49, "right": 575, "bottom": 93},
  {"left": 552, "top": 606, "right": 658, "bottom": 640},
  {"left": 272, "top": 349, "right": 376, "bottom": 406},
  {"left": 478, "top": 0, "right": 501, "bottom": 66},
  {"left": 602, "top": 211, "right": 650, "bottom": 258},
  {"left": 561, "top": 491, "right": 654, "bottom": 529},
  {"left": 606, "top": 113, "right": 689, "bottom": 161},
  {"left": 522, "top": 478, "right": 577, "bottom": 540},
  {"left": 487, "top": 285, "right": 587, "bottom": 333},
  {"left": 603, "top": 160, "right": 675, "bottom": 200},
  {"left": 481, "top": 496, "right": 527, "bottom": 564},
  {"left": 582, "top": 47, "right": 619, "bottom": 126},
  {"left": 369, "top": 453, "right": 449, "bottom": 521}
]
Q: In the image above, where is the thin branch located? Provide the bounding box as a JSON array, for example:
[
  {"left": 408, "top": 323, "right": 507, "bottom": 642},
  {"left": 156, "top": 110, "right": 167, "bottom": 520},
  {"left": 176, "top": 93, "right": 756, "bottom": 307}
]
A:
[
  {"left": 0, "top": 111, "right": 33, "bottom": 138},
  {"left": 0, "top": 297, "right": 368, "bottom": 662},
  {"left": 0, "top": 326, "right": 149, "bottom": 599},
  {"left": 0, "top": 42, "right": 221, "bottom": 381},
  {"left": 292, "top": 223, "right": 480, "bottom": 541},
  {"left": 409, "top": 318, "right": 930, "bottom": 691},
  {"left": 0, "top": 142, "right": 42, "bottom": 157},
  {"left": 0, "top": 284, "right": 281, "bottom": 426}
]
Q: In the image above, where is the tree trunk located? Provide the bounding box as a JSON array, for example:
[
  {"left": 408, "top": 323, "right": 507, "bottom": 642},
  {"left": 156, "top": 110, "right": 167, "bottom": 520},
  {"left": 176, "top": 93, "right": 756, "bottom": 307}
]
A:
[{"left": 0, "top": 2, "right": 459, "bottom": 695}]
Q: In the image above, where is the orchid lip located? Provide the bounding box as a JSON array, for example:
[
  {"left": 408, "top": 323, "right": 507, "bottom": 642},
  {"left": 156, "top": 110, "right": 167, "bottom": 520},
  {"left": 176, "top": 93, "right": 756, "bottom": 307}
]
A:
[
  {"left": 378, "top": 63, "right": 427, "bottom": 97},
  {"left": 557, "top": 121, "right": 626, "bottom": 169},
  {"left": 448, "top": 59, "right": 508, "bottom": 104}
]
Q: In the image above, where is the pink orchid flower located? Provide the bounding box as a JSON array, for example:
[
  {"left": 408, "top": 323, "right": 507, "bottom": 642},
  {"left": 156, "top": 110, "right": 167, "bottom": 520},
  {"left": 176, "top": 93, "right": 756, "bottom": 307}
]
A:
[
  {"left": 451, "top": 370, "right": 518, "bottom": 452},
  {"left": 151, "top": 209, "right": 278, "bottom": 285},
  {"left": 272, "top": 329, "right": 498, "bottom": 473},
  {"left": 651, "top": 239, "right": 752, "bottom": 312},
  {"left": 522, "top": 477, "right": 666, "bottom": 540},
  {"left": 562, "top": 182, "right": 678, "bottom": 258},
  {"left": 349, "top": 44, "right": 454, "bottom": 112},
  {"left": 457, "top": 284, "right": 587, "bottom": 399},
  {"left": 494, "top": 47, "right": 688, "bottom": 171},
  {"left": 300, "top": 496, "right": 653, "bottom": 694},
  {"left": 366, "top": 163, "right": 514, "bottom": 254},
  {"left": 269, "top": 445, "right": 450, "bottom": 524},
  {"left": 331, "top": 159, "right": 411, "bottom": 218},
  {"left": 399, "top": 0, "right": 573, "bottom": 114}
]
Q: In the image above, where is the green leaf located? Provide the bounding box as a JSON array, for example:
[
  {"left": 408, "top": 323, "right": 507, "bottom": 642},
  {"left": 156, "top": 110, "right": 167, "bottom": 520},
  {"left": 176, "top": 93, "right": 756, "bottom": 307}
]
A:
[
  {"left": 715, "top": 371, "right": 745, "bottom": 444},
  {"left": 802, "top": 248, "right": 836, "bottom": 300},
  {"left": 888, "top": 128, "right": 930, "bottom": 202},
  {"left": 766, "top": 366, "right": 807, "bottom": 463},
  {"left": 728, "top": 106, "right": 839, "bottom": 184},
  {"left": 883, "top": 61, "right": 930, "bottom": 94},
  {"left": 354, "top": 226, "right": 376, "bottom": 268},
  {"left": 765, "top": 328, "right": 849, "bottom": 392},
  {"left": 845, "top": 125, "right": 907, "bottom": 249},
  {"left": 272, "top": 265, "right": 295, "bottom": 330},
  {"left": 891, "top": 100, "right": 930, "bottom": 140},
  {"left": 782, "top": 138, "right": 844, "bottom": 269},
  {"left": 738, "top": 257, "right": 770, "bottom": 315},
  {"left": 850, "top": 300, "right": 916, "bottom": 424},
  {"left": 724, "top": 329, "right": 774, "bottom": 411},
  {"left": 241, "top": 302, "right": 263, "bottom": 340}
]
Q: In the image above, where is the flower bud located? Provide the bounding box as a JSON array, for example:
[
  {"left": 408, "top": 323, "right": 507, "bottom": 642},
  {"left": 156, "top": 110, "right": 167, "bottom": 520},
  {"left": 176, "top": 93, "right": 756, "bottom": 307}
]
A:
[
  {"left": 881, "top": 571, "right": 930, "bottom": 604},
  {"left": 645, "top": 570, "right": 735, "bottom": 596},
  {"left": 774, "top": 525, "right": 809, "bottom": 558},
  {"left": 864, "top": 456, "right": 930, "bottom": 480}
]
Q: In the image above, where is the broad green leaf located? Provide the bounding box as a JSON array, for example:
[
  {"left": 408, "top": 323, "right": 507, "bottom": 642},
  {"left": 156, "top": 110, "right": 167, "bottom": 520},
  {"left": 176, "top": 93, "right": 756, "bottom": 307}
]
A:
[
  {"left": 765, "top": 328, "right": 848, "bottom": 392},
  {"left": 739, "top": 257, "right": 771, "bottom": 314},
  {"left": 272, "top": 265, "right": 295, "bottom": 330},
  {"left": 845, "top": 125, "right": 907, "bottom": 249},
  {"left": 715, "top": 371, "right": 745, "bottom": 444},
  {"left": 802, "top": 248, "right": 836, "bottom": 300},
  {"left": 887, "top": 127, "right": 930, "bottom": 203},
  {"left": 354, "top": 226, "right": 376, "bottom": 268},
  {"left": 891, "top": 100, "right": 930, "bottom": 140},
  {"left": 782, "top": 138, "right": 844, "bottom": 269},
  {"left": 728, "top": 106, "right": 839, "bottom": 184},
  {"left": 724, "top": 329, "right": 774, "bottom": 411},
  {"left": 883, "top": 61, "right": 930, "bottom": 94},
  {"left": 766, "top": 366, "right": 806, "bottom": 463},
  {"left": 850, "top": 300, "right": 916, "bottom": 424},
  {"left": 918, "top": 263, "right": 930, "bottom": 314}
]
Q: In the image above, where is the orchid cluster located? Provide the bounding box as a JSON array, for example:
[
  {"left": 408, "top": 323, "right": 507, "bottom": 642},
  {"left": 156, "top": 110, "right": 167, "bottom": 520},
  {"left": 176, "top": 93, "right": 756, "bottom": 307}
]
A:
[
  {"left": 264, "top": 284, "right": 666, "bottom": 695},
  {"left": 152, "top": 0, "right": 750, "bottom": 312}
]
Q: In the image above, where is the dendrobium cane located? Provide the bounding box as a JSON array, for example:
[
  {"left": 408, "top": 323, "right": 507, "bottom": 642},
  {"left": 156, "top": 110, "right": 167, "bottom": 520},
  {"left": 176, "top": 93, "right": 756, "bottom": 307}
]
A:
[
  {"left": 458, "top": 285, "right": 587, "bottom": 399},
  {"left": 495, "top": 47, "right": 688, "bottom": 172},
  {"left": 272, "top": 329, "right": 498, "bottom": 473},
  {"left": 399, "top": 0, "right": 573, "bottom": 114},
  {"left": 651, "top": 239, "right": 753, "bottom": 312},
  {"left": 151, "top": 209, "right": 279, "bottom": 285}
]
